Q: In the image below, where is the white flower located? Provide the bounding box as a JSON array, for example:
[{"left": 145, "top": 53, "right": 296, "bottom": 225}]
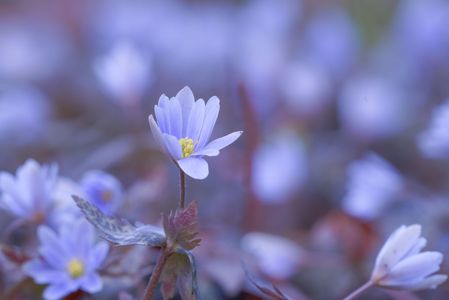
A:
[{"left": 371, "top": 224, "right": 447, "bottom": 291}]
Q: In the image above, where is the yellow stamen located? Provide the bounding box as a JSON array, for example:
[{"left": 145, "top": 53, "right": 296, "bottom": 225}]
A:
[
  {"left": 67, "top": 258, "right": 85, "bottom": 278},
  {"left": 179, "top": 138, "right": 195, "bottom": 158}
]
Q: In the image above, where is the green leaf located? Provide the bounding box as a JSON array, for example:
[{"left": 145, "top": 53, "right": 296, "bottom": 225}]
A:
[
  {"left": 163, "top": 201, "right": 201, "bottom": 251},
  {"left": 72, "top": 195, "right": 166, "bottom": 247}
]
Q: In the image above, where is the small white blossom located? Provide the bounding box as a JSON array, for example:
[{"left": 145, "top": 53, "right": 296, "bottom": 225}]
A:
[{"left": 371, "top": 224, "right": 447, "bottom": 291}]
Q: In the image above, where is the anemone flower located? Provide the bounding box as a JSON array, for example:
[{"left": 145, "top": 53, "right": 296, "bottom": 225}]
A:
[
  {"left": 371, "top": 224, "right": 447, "bottom": 291},
  {"left": 23, "top": 220, "right": 109, "bottom": 300},
  {"left": 148, "top": 86, "right": 242, "bottom": 179}
]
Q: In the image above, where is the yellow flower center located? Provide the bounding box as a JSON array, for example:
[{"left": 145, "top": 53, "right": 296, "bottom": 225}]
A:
[
  {"left": 101, "top": 190, "right": 113, "bottom": 203},
  {"left": 67, "top": 258, "right": 85, "bottom": 278},
  {"left": 179, "top": 138, "right": 195, "bottom": 158}
]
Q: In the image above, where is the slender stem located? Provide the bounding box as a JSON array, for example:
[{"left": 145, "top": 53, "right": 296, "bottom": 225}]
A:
[
  {"left": 142, "top": 249, "right": 170, "bottom": 300},
  {"left": 342, "top": 281, "right": 373, "bottom": 300},
  {"left": 179, "top": 169, "right": 186, "bottom": 209}
]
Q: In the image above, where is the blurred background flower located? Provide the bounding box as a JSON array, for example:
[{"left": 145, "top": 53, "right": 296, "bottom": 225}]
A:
[{"left": 1, "top": 0, "right": 449, "bottom": 299}]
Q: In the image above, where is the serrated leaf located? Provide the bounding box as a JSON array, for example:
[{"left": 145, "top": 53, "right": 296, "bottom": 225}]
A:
[
  {"left": 163, "top": 201, "right": 201, "bottom": 251},
  {"left": 72, "top": 195, "right": 166, "bottom": 247},
  {"left": 160, "top": 250, "right": 200, "bottom": 300}
]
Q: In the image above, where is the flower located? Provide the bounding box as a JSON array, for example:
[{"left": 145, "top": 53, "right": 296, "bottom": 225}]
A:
[
  {"left": 148, "top": 86, "right": 242, "bottom": 179},
  {"left": 23, "top": 220, "right": 109, "bottom": 300},
  {"left": 252, "top": 132, "right": 307, "bottom": 204},
  {"left": 371, "top": 224, "right": 447, "bottom": 291},
  {"left": 81, "top": 170, "right": 123, "bottom": 215},
  {"left": 417, "top": 100, "right": 449, "bottom": 159},
  {"left": 0, "top": 159, "right": 58, "bottom": 222},
  {"left": 94, "top": 41, "right": 152, "bottom": 103},
  {"left": 241, "top": 232, "right": 303, "bottom": 280},
  {"left": 342, "top": 153, "right": 404, "bottom": 220}
]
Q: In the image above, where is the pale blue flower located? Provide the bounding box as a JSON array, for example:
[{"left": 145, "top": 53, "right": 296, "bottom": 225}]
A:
[
  {"left": 23, "top": 220, "right": 109, "bottom": 300},
  {"left": 148, "top": 86, "right": 242, "bottom": 179},
  {"left": 94, "top": 41, "right": 152, "bottom": 103},
  {"left": 252, "top": 133, "right": 307, "bottom": 204},
  {"left": 0, "top": 159, "right": 58, "bottom": 222},
  {"left": 81, "top": 170, "right": 123, "bottom": 215},
  {"left": 342, "top": 153, "right": 404, "bottom": 220},
  {"left": 417, "top": 100, "right": 449, "bottom": 159}
]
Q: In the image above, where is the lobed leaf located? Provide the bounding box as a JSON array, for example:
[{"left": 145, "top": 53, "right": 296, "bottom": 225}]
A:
[
  {"left": 163, "top": 201, "right": 201, "bottom": 251},
  {"left": 72, "top": 195, "right": 166, "bottom": 247}
]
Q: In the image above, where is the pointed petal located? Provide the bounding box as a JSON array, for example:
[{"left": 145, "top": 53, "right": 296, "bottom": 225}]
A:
[
  {"left": 163, "top": 134, "right": 182, "bottom": 160},
  {"left": 23, "top": 261, "right": 66, "bottom": 284},
  {"left": 80, "top": 273, "right": 103, "bottom": 293},
  {"left": 192, "top": 148, "right": 220, "bottom": 157},
  {"left": 43, "top": 281, "right": 78, "bottom": 300},
  {"left": 178, "top": 157, "right": 209, "bottom": 180},
  {"left": 385, "top": 252, "right": 443, "bottom": 283},
  {"left": 168, "top": 98, "right": 182, "bottom": 138},
  {"left": 197, "top": 96, "right": 220, "bottom": 149},
  {"left": 89, "top": 242, "right": 109, "bottom": 269},
  {"left": 406, "top": 274, "right": 447, "bottom": 291},
  {"left": 155, "top": 105, "right": 168, "bottom": 133},
  {"left": 202, "top": 131, "right": 243, "bottom": 152},
  {"left": 149, "top": 115, "right": 169, "bottom": 156},
  {"left": 373, "top": 225, "right": 422, "bottom": 279},
  {"left": 186, "top": 99, "right": 206, "bottom": 142},
  {"left": 177, "top": 87, "right": 195, "bottom": 137}
]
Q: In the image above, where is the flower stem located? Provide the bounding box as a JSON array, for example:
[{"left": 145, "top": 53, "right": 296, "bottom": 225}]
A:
[
  {"left": 179, "top": 169, "right": 186, "bottom": 209},
  {"left": 342, "top": 281, "right": 373, "bottom": 300},
  {"left": 142, "top": 249, "right": 170, "bottom": 300}
]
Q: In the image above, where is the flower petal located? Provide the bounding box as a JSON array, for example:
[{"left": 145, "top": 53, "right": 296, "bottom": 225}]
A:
[
  {"left": 197, "top": 96, "right": 220, "bottom": 149},
  {"left": 168, "top": 97, "right": 182, "bottom": 138},
  {"left": 383, "top": 252, "right": 443, "bottom": 283},
  {"left": 43, "top": 281, "right": 78, "bottom": 300},
  {"left": 23, "top": 261, "right": 67, "bottom": 284},
  {"left": 149, "top": 115, "right": 169, "bottom": 156},
  {"left": 177, "top": 157, "right": 209, "bottom": 180},
  {"left": 186, "top": 99, "right": 206, "bottom": 141},
  {"left": 177, "top": 86, "right": 195, "bottom": 137},
  {"left": 192, "top": 148, "right": 220, "bottom": 157},
  {"left": 163, "top": 134, "right": 183, "bottom": 160},
  {"left": 80, "top": 272, "right": 103, "bottom": 293},
  {"left": 202, "top": 131, "right": 243, "bottom": 152},
  {"left": 155, "top": 105, "right": 167, "bottom": 133},
  {"left": 405, "top": 274, "right": 447, "bottom": 291},
  {"left": 89, "top": 242, "right": 109, "bottom": 269},
  {"left": 372, "top": 225, "right": 422, "bottom": 280}
]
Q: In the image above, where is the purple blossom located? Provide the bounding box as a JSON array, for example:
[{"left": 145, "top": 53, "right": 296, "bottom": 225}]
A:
[
  {"left": 94, "top": 41, "right": 152, "bottom": 103},
  {"left": 417, "top": 100, "right": 449, "bottom": 159},
  {"left": 342, "top": 153, "right": 404, "bottom": 220},
  {"left": 148, "top": 86, "right": 242, "bottom": 179},
  {"left": 0, "top": 159, "right": 58, "bottom": 222},
  {"left": 23, "top": 220, "right": 109, "bottom": 300},
  {"left": 81, "top": 170, "right": 123, "bottom": 215}
]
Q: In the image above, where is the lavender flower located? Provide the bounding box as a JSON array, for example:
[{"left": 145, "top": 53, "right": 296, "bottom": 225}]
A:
[
  {"left": 342, "top": 153, "right": 404, "bottom": 220},
  {"left": 371, "top": 224, "right": 447, "bottom": 291},
  {"left": 94, "top": 41, "right": 152, "bottom": 103},
  {"left": 81, "top": 170, "right": 123, "bottom": 215},
  {"left": 23, "top": 220, "right": 109, "bottom": 300},
  {"left": 0, "top": 159, "right": 58, "bottom": 222},
  {"left": 148, "top": 86, "right": 242, "bottom": 179},
  {"left": 417, "top": 100, "right": 449, "bottom": 159}
]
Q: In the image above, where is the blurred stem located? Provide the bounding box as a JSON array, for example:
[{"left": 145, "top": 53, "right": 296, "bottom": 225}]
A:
[
  {"left": 142, "top": 248, "right": 171, "bottom": 300},
  {"left": 342, "top": 281, "right": 373, "bottom": 300},
  {"left": 179, "top": 169, "right": 186, "bottom": 209}
]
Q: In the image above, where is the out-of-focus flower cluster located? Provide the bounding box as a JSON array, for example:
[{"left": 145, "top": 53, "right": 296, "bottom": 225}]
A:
[{"left": 1, "top": 0, "right": 449, "bottom": 299}]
